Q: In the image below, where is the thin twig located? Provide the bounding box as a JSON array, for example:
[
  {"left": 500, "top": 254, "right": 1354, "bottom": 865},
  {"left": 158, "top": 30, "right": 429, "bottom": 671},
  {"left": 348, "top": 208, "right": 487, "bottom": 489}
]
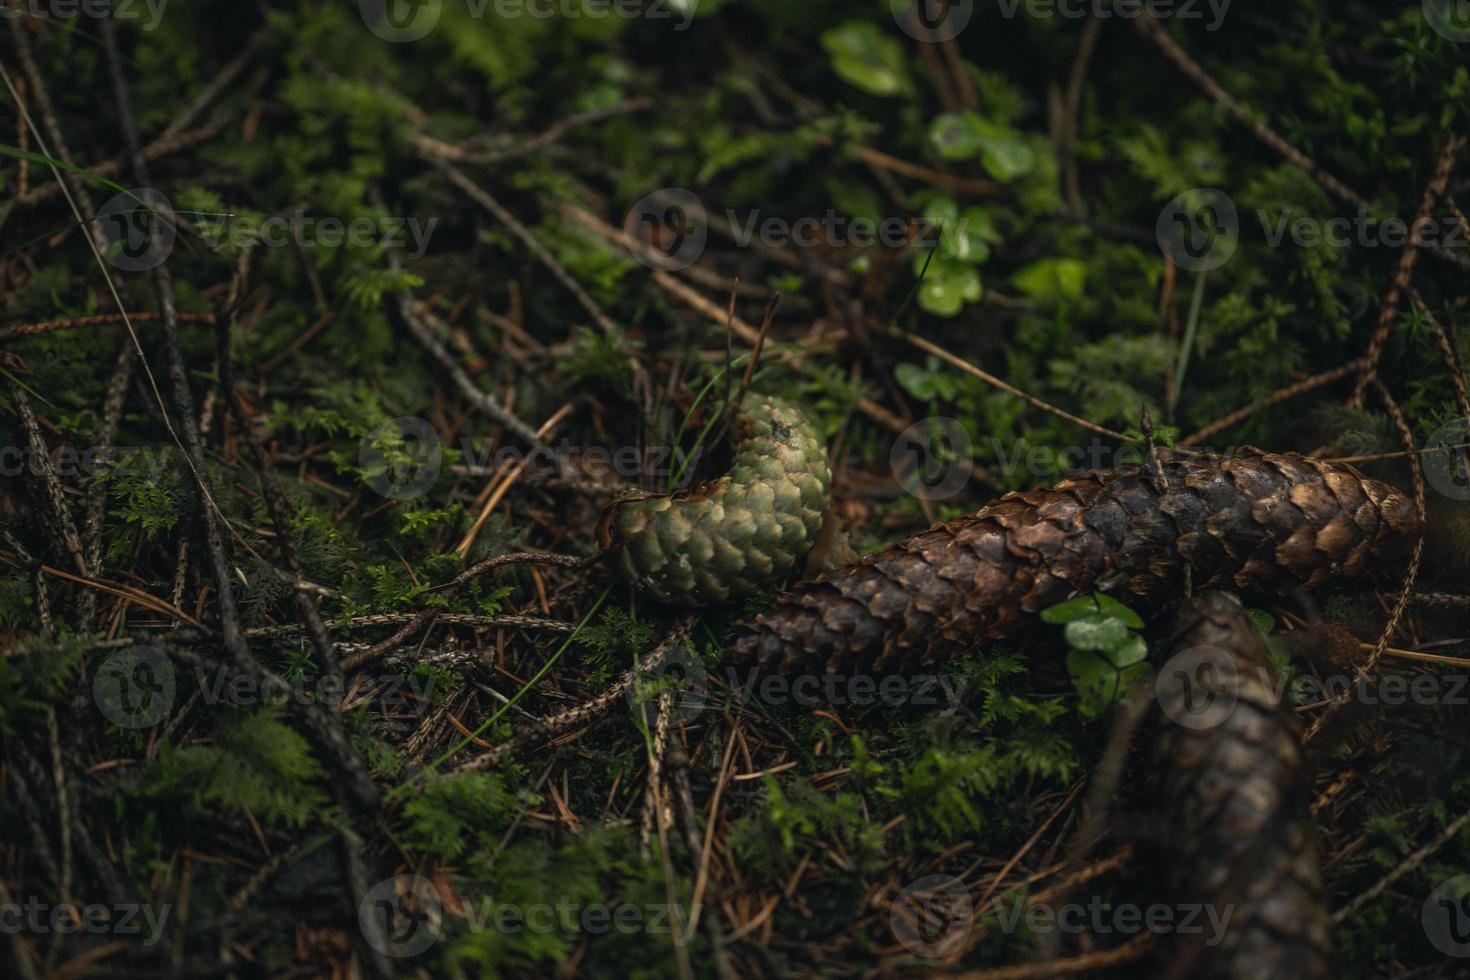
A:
[
  {"left": 899, "top": 330, "right": 1135, "bottom": 444},
  {"left": 1061, "top": 17, "right": 1103, "bottom": 210},
  {"left": 1180, "top": 358, "right": 1368, "bottom": 447},
  {"left": 1351, "top": 134, "right": 1464, "bottom": 406},
  {"left": 1408, "top": 290, "right": 1470, "bottom": 483},
  {"left": 555, "top": 199, "right": 918, "bottom": 439},
  {"left": 1305, "top": 379, "right": 1425, "bottom": 740},
  {"left": 9, "top": 385, "right": 87, "bottom": 573},
  {"left": 343, "top": 552, "right": 593, "bottom": 671},
  {"left": 456, "top": 402, "right": 575, "bottom": 557},
  {"left": 949, "top": 935, "right": 1154, "bottom": 979},
  {"left": 1134, "top": 15, "right": 1468, "bottom": 275},
  {"left": 408, "top": 96, "right": 653, "bottom": 165},
  {"left": 1333, "top": 805, "right": 1470, "bottom": 924},
  {"left": 419, "top": 154, "right": 651, "bottom": 411},
  {"left": 388, "top": 272, "right": 580, "bottom": 484},
  {"left": 244, "top": 612, "right": 577, "bottom": 640},
  {"left": 453, "top": 615, "right": 697, "bottom": 773},
  {"left": 0, "top": 312, "right": 217, "bottom": 345},
  {"left": 79, "top": 338, "right": 137, "bottom": 626}
]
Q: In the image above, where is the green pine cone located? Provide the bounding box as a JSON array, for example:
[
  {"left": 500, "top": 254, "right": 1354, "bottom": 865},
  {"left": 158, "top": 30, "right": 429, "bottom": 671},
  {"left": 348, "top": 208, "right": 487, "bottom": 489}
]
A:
[{"left": 599, "top": 394, "right": 831, "bottom": 606}]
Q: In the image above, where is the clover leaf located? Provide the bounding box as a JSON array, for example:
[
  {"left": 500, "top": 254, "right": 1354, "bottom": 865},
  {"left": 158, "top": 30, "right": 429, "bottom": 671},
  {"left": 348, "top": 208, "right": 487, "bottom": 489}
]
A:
[{"left": 821, "top": 23, "right": 912, "bottom": 97}]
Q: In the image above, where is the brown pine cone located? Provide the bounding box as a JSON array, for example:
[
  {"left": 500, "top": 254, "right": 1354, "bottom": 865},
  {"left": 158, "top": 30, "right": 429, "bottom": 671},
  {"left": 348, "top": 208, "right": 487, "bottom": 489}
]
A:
[
  {"left": 1149, "top": 591, "right": 1332, "bottom": 980},
  {"left": 732, "top": 448, "right": 1419, "bottom": 674}
]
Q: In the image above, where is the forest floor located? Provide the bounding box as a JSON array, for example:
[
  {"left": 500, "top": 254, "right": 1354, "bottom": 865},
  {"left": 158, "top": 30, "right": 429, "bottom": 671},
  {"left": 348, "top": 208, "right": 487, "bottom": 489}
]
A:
[{"left": 2, "top": 2, "right": 1469, "bottom": 977}]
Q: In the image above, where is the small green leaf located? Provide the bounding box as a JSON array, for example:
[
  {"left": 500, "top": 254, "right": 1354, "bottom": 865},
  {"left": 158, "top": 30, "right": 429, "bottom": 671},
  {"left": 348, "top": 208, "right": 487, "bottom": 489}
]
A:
[
  {"left": 1041, "top": 593, "right": 1142, "bottom": 627},
  {"left": 927, "top": 112, "right": 1035, "bottom": 182},
  {"left": 1246, "top": 608, "right": 1276, "bottom": 638},
  {"left": 1067, "top": 650, "right": 1153, "bottom": 718},
  {"left": 1013, "top": 258, "right": 1087, "bottom": 302},
  {"left": 979, "top": 135, "right": 1035, "bottom": 182},
  {"left": 1108, "top": 634, "right": 1149, "bottom": 668},
  {"left": 1063, "top": 613, "right": 1128, "bottom": 652},
  {"left": 1091, "top": 594, "right": 1145, "bottom": 629},
  {"left": 894, "top": 363, "right": 938, "bottom": 400},
  {"left": 929, "top": 112, "right": 986, "bottom": 160},
  {"left": 821, "top": 23, "right": 912, "bottom": 97},
  {"left": 915, "top": 262, "right": 982, "bottom": 317}
]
